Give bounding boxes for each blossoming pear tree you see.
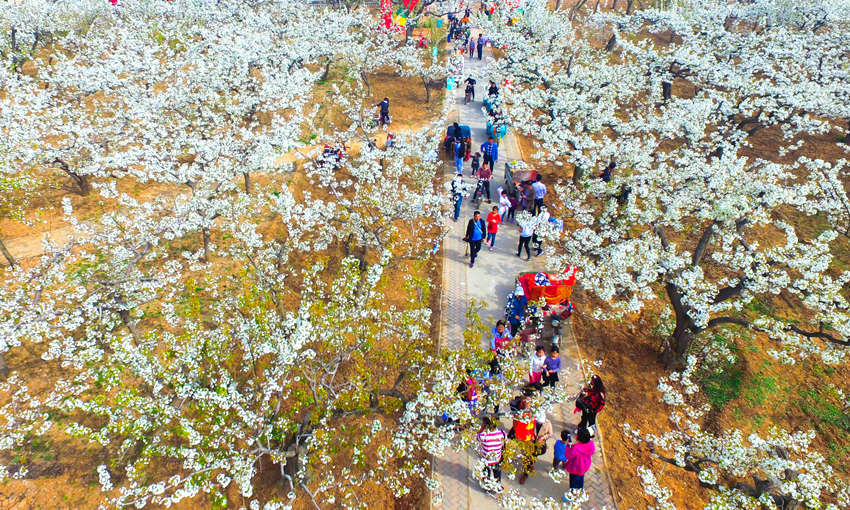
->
[483,0,850,369]
[0,2,577,508]
[625,356,850,509]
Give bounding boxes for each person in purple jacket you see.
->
[542,346,561,387]
[562,427,596,496]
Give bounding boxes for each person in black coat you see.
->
[464,210,487,268]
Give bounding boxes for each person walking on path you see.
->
[561,427,596,496]
[376,97,390,128]
[531,174,547,215]
[529,344,546,386]
[476,417,506,492]
[453,139,465,175]
[451,171,466,221]
[517,215,534,260]
[575,375,606,436]
[485,206,500,250]
[542,346,561,387]
[475,162,493,202]
[480,137,499,171]
[464,210,486,268]
[476,33,485,60]
[468,36,475,58]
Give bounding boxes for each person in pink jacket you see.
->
[562,427,596,493]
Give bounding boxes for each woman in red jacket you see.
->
[575,375,606,435]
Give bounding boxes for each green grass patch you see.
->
[696,335,743,409]
[797,389,850,433]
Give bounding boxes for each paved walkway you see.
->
[432,44,617,510]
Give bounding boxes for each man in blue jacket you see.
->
[480,137,498,169]
[464,210,487,268]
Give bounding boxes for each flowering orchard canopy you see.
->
[0,1,584,509]
[483,0,850,368]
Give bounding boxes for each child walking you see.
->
[486,206,501,250]
[470,152,481,177]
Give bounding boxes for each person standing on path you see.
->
[576,375,606,436]
[485,206,500,250]
[453,139,465,175]
[517,216,534,260]
[489,320,511,354]
[529,345,546,386]
[468,35,475,58]
[480,137,498,169]
[513,399,537,485]
[498,189,511,221]
[476,417,506,492]
[451,171,466,221]
[531,174,547,215]
[535,412,553,457]
[561,427,596,496]
[553,430,570,469]
[533,205,550,257]
[470,152,481,177]
[542,346,561,387]
[476,33,485,60]
[464,75,477,101]
[464,210,486,268]
[456,369,480,416]
[507,286,528,336]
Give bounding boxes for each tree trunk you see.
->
[0,238,16,268]
[572,165,583,186]
[53,159,91,195]
[0,353,8,379]
[605,33,617,52]
[661,281,696,369]
[74,174,91,195]
[243,172,251,194]
[661,325,693,370]
[662,81,672,101]
[321,58,331,82]
[360,70,371,97]
[202,228,211,262]
[422,77,432,104]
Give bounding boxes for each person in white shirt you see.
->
[517,216,534,260]
[451,172,467,221]
[529,345,546,387]
[531,174,547,215]
[533,206,551,257]
[498,189,511,222]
